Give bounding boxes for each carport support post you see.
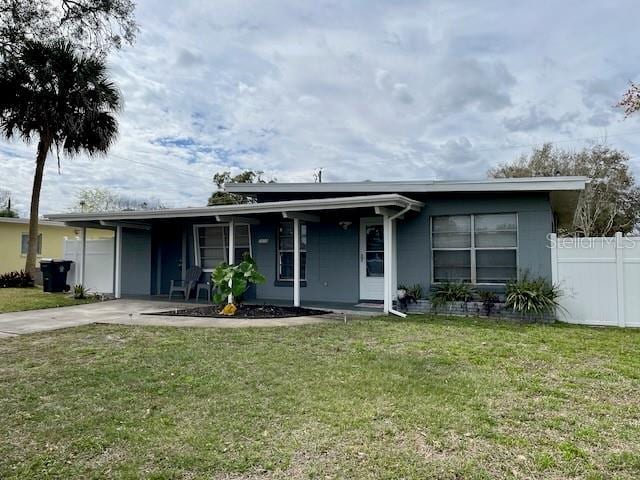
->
[114,225,122,299]
[79,227,87,286]
[227,219,235,304]
[293,217,301,307]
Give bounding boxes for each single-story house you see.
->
[46,176,587,313]
[0,217,112,274]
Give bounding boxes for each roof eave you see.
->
[45,194,424,223]
[0,217,68,227]
[225,176,588,194]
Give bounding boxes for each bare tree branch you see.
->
[490,143,640,236]
[0,0,138,58]
[74,187,166,212]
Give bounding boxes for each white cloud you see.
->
[2,0,640,216]
[375,69,390,91]
[503,106,578,133]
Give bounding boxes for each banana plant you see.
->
[211,253,266,305]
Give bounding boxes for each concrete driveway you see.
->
[0,299,336,337]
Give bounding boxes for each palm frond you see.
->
[0,38,121,159]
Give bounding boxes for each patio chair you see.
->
[169,266,203,300]
[196,281,213,302]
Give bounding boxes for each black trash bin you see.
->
[40,260,73,293]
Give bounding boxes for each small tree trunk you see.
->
[25,135,51,276]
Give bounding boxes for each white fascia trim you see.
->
[0,217,68,227]
[225,176,588,194]
[45,194,425,222]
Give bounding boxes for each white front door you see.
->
[359,218,384,300]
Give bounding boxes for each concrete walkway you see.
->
[0,299,337,337]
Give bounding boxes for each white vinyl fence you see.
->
[550,233,640,327]
[63,238,114,294]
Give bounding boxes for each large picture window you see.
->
[278,221,307,281]
[431,213,517,284]
[194,224,251,271]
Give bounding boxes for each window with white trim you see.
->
[194,224,251,271]
[21,233,42,255]
[277,221,307,281]
[431,213,517,284]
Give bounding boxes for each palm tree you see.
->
[0,40,121,274]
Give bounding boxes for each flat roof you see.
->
[45,194,425,223]
[224,176,588,194]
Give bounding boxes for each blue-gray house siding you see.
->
[252,221,360,303]
[396,192,554,293]
[120,229,152,296]
[147,191,554,301]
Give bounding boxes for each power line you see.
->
[111,152,212,181]
[66,151,213,182]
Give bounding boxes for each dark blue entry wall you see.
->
[152,219,360,302]
[150,223,183,295]
[251,221,360,303]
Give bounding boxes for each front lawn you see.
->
[1,316,639,479]
[0,288,98,313]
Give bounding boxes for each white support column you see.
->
[615,232,626,327]
[79,227,87,286]
[114,225,122,299]
[383,214,392,314]
[228,219,235,304]
[293,217,301,307]
[391,219,397,298]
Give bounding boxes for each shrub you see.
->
[430,282,475,309]
[211,253,266,306]
[406,283,424,300]
[505,275,563,317]
[397,284,423,299]
[0,209,18,218]
[73,284,88,299]
[0,270,34,288]
[478,290,500,316]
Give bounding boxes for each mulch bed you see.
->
[146,304,330,319]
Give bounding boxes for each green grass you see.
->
[1,316,639,479]
[0,288,98,313]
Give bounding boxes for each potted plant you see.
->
[397,285,408,299]
[397,284,426,312]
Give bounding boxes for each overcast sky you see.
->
[2,0,640,216]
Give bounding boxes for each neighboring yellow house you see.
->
[0,217,113,273]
